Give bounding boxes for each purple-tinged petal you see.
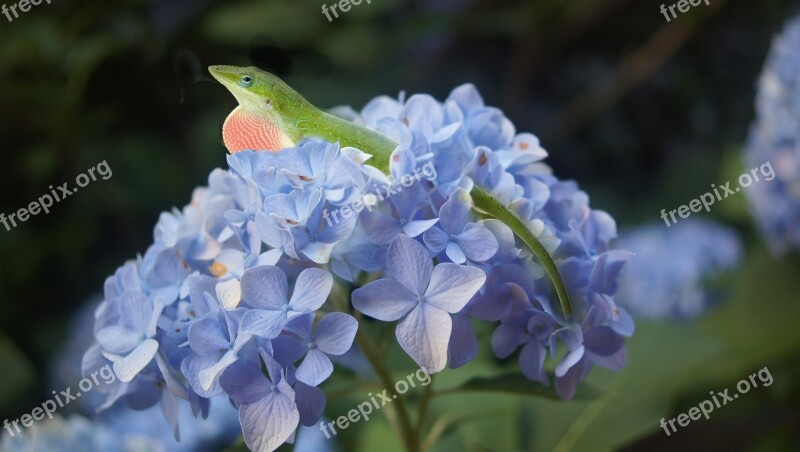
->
[239,391,299,452]
[188,316,230,355]
[396,304,452,373]
[96,326,141,355]
[520,340,548,385]
[283,313,314,341]
[289,268,333,313]
[199,349,241,392]
[295,349,334,386]
[402,218,440,238]
[457,224,499,262]
[113,339,158,383]
[314,313,358,355]
[352,279,418,321]
[555,345,585,378]
[555,359,586,401]
[118,290,152,334]
[361,212,403,245]
[241,265,288,309]
[584,326,625,356]
[439,189,472,234]
[387,235,433,296]
[470,283,516,321]
[422,227,449,253]
[219,360,271,405]
[448,314,477,369]
[182,355,224,398]
[271,336,308,367]
[445,242,467,264]
[491,319,528,359]
[295,382,327,427]
[590,345,627,371]
[241,309,287,339]
[610,306,635,337]
[425,263,487,313]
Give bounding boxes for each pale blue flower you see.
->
[353,235,486,372]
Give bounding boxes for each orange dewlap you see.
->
[223,107,287,153]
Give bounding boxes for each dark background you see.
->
[1,0,798,450]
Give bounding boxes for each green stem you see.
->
[355,331,420,452]
[415,373,435,443]
[470,186,574,322]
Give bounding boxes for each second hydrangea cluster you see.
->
[83,84,633,451]
[745,16,800,255]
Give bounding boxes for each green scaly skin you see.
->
[209,65,573,322]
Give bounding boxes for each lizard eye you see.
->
[238,76,254,88]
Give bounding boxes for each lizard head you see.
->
[209,65,309,116]
[209,65,304,153]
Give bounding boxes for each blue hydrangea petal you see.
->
[187,316,230,355]
[422,226,449,254]
[241,309,287,339]
[96,326,141,355]
[289,268,332,313]
[519,340,548,385]
[295,349,334,386]
[425,263,487,314]
[361,95,403,126]
[402,219,440,239]
[182,355,225,397]
[554,345,585,378]
[396,303,452,373]
[241,266,288,310]
[439,189,471,234]
[112,339,159,383]
[448,313,478,369]
[445,242,467,264]
[457,224,499,262]
[352,279,418,321]
[446,84,484,114]
[360,211,404,245]
[219,361,271,405]
[239,389,299,452]
[283,313,314,341]
[294,382,327,427]
[271,336,308,367]
[387,235,433,296]
[118,290,155,334]
[469,283,517,321]
[198,349,241,392]
[584,326,624,356]
[314,313,358,355]
[491,318,528,359]
[555,359,586,401]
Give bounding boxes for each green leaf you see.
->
[439,372,601,401]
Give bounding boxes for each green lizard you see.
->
[209,65,573,321]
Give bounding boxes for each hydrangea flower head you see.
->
[615,219,742,319]
[81,80,635,451]
[744,16,800,255]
